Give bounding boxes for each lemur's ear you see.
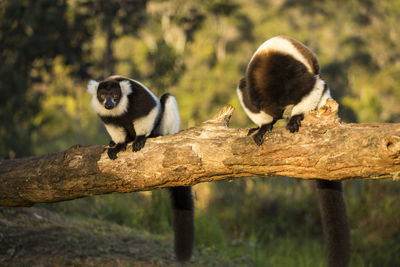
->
[87,80,99,95]
[119,80,132,95]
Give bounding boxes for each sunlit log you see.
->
[1,99,400,206]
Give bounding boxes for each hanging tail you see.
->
[169,186,194,262]
[154,93,194,262]
[316,180,351,267]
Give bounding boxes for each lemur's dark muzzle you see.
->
[105,97,115,109]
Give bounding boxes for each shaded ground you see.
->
[0,207,203,266]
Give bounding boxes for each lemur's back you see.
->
[245,36,320,119]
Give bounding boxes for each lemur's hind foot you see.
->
[251,120,276,146]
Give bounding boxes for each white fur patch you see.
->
[134,104,160,137]
[290,76,327,117]
[104,124,126,143]
[87,80,99,95]
[237,86,274,127]
[317,86,332,109]
[159,95,180,135]
[251,36,313,73]
[119,80,132,95]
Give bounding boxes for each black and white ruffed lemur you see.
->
[237,36,351,267]
[88,75,194,262]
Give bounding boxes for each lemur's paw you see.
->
[286,114,304,133]
[107,148,118,160]
[107,143,127,159]
[132,137,146,152]
[252,132,264,146]
[109,140,116,147]
[120,144,127,151]
[251,122,275,146]
[132,141,145,152]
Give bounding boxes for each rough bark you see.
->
[1,99,400,207]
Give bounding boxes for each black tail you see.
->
[316,180,351,267]
[169,186,194,262]
[151,93,194,261]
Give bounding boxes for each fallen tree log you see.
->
[1,99,399,207]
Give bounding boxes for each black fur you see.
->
[97,78,158,158]
[149,93,172,138]
[149,94,194,262]
[90,77,194,262]
[286,114,304,133]
[107,142,127,160]
[97,79,122,106]
[316,180,351,267]
[245,51,316,118]
[238,37,350,266]
[239,76,261,114]
[169,186,194,262]
[238,37,324,146]
[99,80,157,140]
[132,135,147,152]
[252,119,276,145]
[239,50,316,145]
[169,186,194,210]
[151,95,194,263]
[284,36,320,75]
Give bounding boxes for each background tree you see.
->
[84,0,147,77]
[0,0,93,158]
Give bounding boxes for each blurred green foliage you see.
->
[2,0,400,157]
[1,0,400,265]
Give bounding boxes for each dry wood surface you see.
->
[1,99,400,206]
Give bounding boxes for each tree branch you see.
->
[1,100,400,207]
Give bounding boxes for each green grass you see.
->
[4,177,398,266]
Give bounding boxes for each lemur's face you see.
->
[97,81,122,109]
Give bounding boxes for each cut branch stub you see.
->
[302,98,341,127]
[204,104,235,126]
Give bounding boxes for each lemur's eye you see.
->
[113,94,118,98]
[100,94,105,99]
